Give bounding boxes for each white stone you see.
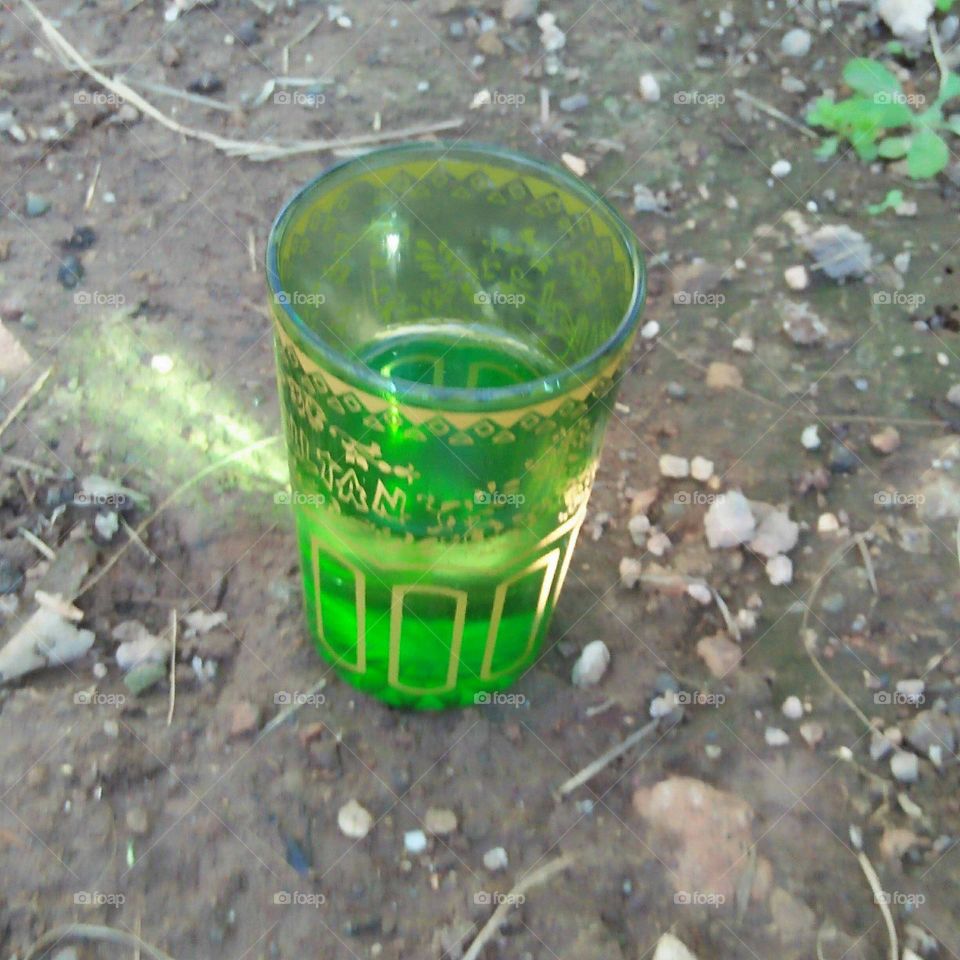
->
[404,829,428,853]
[894,251,911,273]
[946,384,960,407]
[704,491,755,548]
[732,335,754,354]
[766,554,793,586]
[890,751,919,783]
[659,454,690,478]
[639,73,661,102]
[483,846,509,871]
[653,932,700,960]
[765,726,790,747]
[817,512,840,534]
[619,556,642,588]
[718,9,733,27]
[782,695,804,720]
[572,640,610,688]
[690,456,714,481]
[878,0,934,40]
[337,799,373,839]
[628,513,651,546]
[770,159,792,177]
[686,582,712,605]
[647,531,671,556]
[784,264,809,290]
[641,320,660,339]
[801,425,821,450]
[750,507,799,558]
[780,27,811,57]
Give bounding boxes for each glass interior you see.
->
[268,143,643,405]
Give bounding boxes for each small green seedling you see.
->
[866,188,905,214]
[808,57,960,178]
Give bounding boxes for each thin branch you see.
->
[22,924,178,960]
[0,367,52,440]
[19,0,462,162]
[557,718,660,797]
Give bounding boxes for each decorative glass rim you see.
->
[266,140,646,411]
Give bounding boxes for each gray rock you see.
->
[559,92,589,112]
[828,441,858,474]
[904,710,956,756]
[890,750,919,783]
[802,224,872,280]
[25,193,50,217]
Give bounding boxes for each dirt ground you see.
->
[2,0,960,958]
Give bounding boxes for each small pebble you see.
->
[483,846,509,871]
[766,554,793,586]
[781,27,811,57]
[784,264,810,290]
[639,73,661,102]
[235,18,260,45]
[718,9,734,27]
[799,722,824,748]
[781,695,804,720]
[686,582,712,605]
[424,807,458,836]
[828,441,858,474]
[946,384,960,407]
[229,701,261,738]
[640,319,660,339]
[765,726,790,747]
[647,530,671,556]
[559,93,589,113]
[666,381,687,400]
[704,743,722,760]
[63,225,97,250]
[572,640,610,688]
[619,556,642,588]
[732,334,754,353]
[690,456,714,481]
[870,426,900,455]
[57,255,84,289]
[890,751,919,784]
[801,425,821,450]
[659,454,690,478]
[404,829,428,854]
[25,193,50,217]
[338,799,374,839]
[187,72,223,94]
[628,513,651,546]
[817,512,840,534]
[770,159,792,177]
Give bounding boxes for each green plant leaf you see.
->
[815,136,840,159]
[866,189,905,215]
[937,0,954,11]
[878,136,910,158]
[907,128,950,178]
[843,58,902,97]
[941,72,960,102]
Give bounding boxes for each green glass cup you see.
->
[267,142,645,709]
